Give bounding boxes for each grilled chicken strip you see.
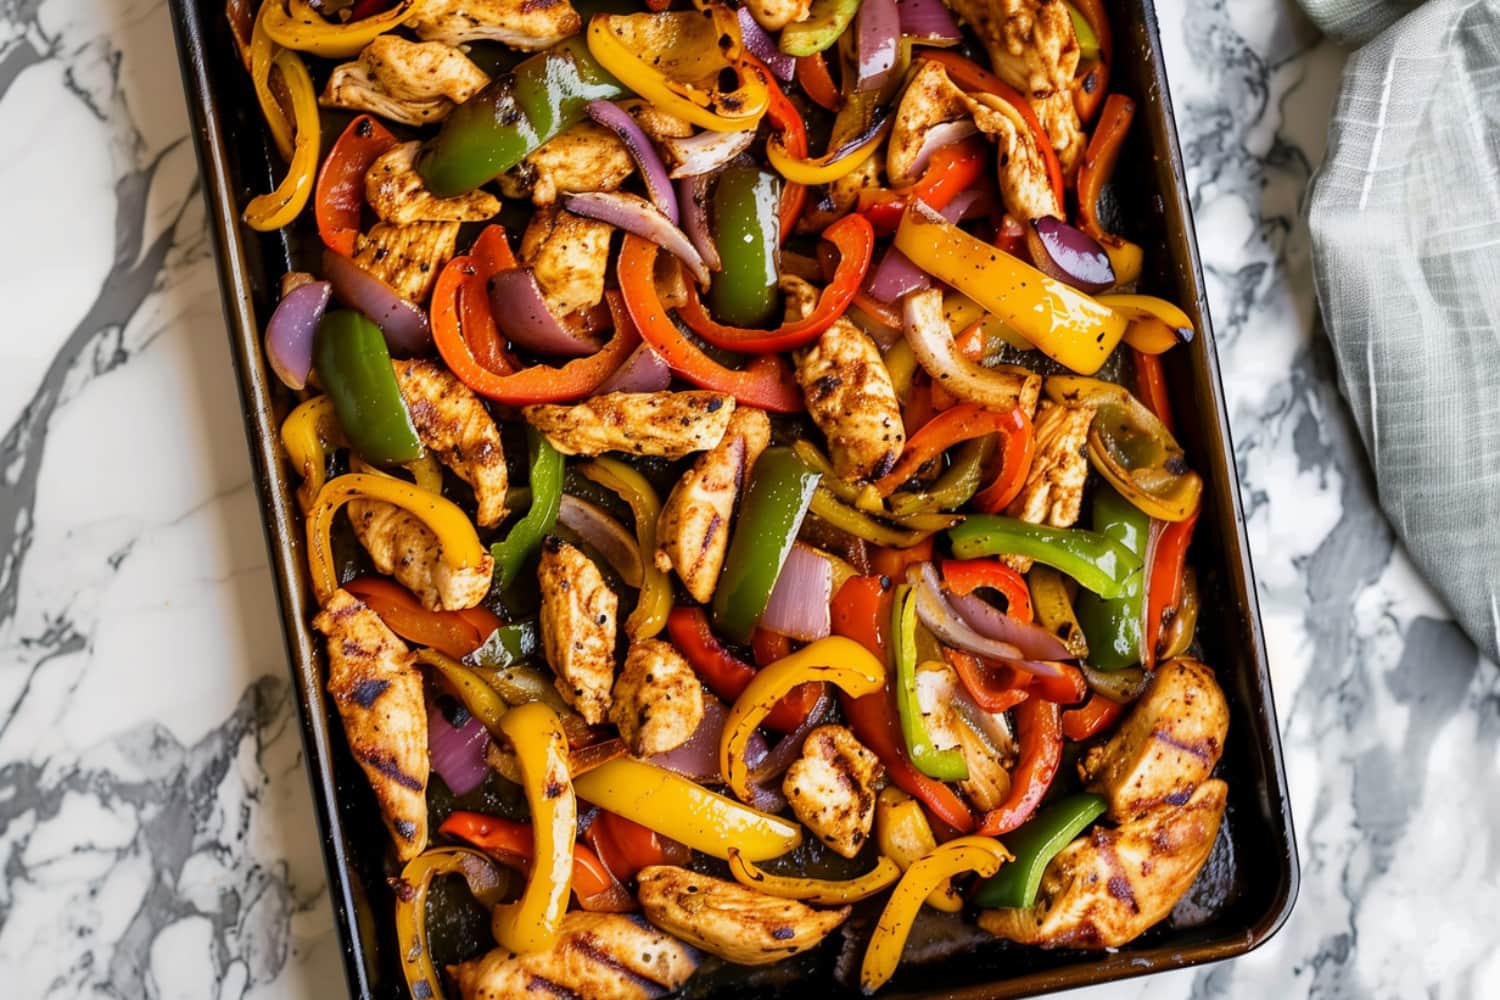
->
[1031,90,1086,175]
[610,638,705,755]
[916,661,1016,812]
[796,318,905,482]
[998,400,1090,573]
[321,35,490,127]
[366,142,500,225]
[620,98,694,140]
[524,392,736,459]
[347,500,495,611]
[796,148,884,235]
[637,867,851,966]
[1079,658,1229,820]
[539,537,618,725]
[783,725,883,859]
[392,359,509,527]
[410,0,581,50]
[945,0,1080,100]
[498,120,635,205]
[654,407,771,603]
[519,205,615,318]
[978,779,1229,948]
[743,0,810,30]
[450,912,698,1000]
[352,220,460,304]
[312,589,428,861]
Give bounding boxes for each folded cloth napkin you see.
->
[1308,0,1500,662]
[1297,0,1425,44]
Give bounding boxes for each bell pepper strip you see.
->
[876,404,1001,497]
[809,487,944,549]
[1101,294,1196,356]
[858,138,989,235]
[345,577,498,660]
[1088,399,1202,522]
[314,115,398,257]
[586,8,768,132]
[746,58,808,243]
[1024,659,1089,705]
[458,225,522,375]
[465,659,600,751]
[892,585,969,780]
[707,166,782,329]
[870,538,934,582]
[874,788,961,911]
[567,737,629,778]
[795,51,841,111]
[1027,565,1090,659]
[243,49,318,231]
[767,93,890,185]
[947,650,1029,713]
[895,206,1126,375]
[975,698,1063,835]
[1161,568,1200,661]
[941,559,1033,622]
[280,395,343,512]
[1132,349,1175,433]
[861,837,1012,994]
[573,757,801,860]
[831,577,976,833]
[578,457,670,639]
[949,515,1143,599]
[885,405,1032,517]
[261,0,416,58]
[728,849,902,905]
[249,1,294,161]
[780,0,860,55]
[918,49,1063,208]
[1069,0,1111,123]
[712,447,821,642]
[1076,93,1143,284]
[394,848,508,1000]
[678,213,875,352]
[617,234,804,411]
[351,451,446,497]
[751,627,793,667]
[434,248,641,403]
[789,440,876,510]
[888,438,993,516]
[1060,693,1123,741]
[585,810,689,881]
[416,648,513,734]
[313,310,423,466]
[1146,509,1199,660]
[720,636,886,802]
[306,473,488,604]
[974,793,1107,909]
[440,812,632,913]
[465,619,541,670]
[1074,485,1152,670]
[489,429,563,592]
[488,702,576,953]
[666,607,824,733]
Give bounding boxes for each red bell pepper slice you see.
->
[617,233,804,411]
[968,404,1036,515]
[870,537,934,582]
[1023,661,1089,705]
[665,607,823,733]
[1070,0,1112,124]
[747,57,808,244]
[1132,348,1174,434]
[831,576,976,833]
[796,51,841,112]
[584,810,689,881]
[751,627,792,667]
[975,697,1062,834]
[1078,94,1135,240]
[440,811,633,912]
[941,559,1033,622]
[454,225,521,375]
[1145,507,1199,662]
[876,403,1018,499]
[947,650,1030,713]
[1061,693,1124,741]
[676,213,874,352]
[859,138,989,235]
[993,214,1027,259]
[315,115,398,257]
[343,576,501,660]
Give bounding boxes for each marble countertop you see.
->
[3,0,1496,995]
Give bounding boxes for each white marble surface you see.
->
[2,0,1497,996]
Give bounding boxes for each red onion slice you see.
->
[264,280,331,390]
[854,0,900,93]
[1026,216,1116,293]
[910,563,1041,668]
[897,0,962,43]
[678,175,721,272]
[905,119,979,183]
[562,191,711,287]
[662,128,758,179]
[558,494,644,587]
[761,543,833,643]
[595,341,672,394]
[322,249,432,356]
[587,99,679,224]
[648,696,769,783]
[948,592,1075,661]
[487,268,602,356]
[864,245,931,304]
[737,6,796,81]
[428,701,491,796]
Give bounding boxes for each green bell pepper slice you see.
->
[975,793,1107,909]
[1067,3,1101,61]
[313,310,422,466]
[1074,485,1151,669]
[947,515,1143,600]
[712,447,820,642]
[418,36,624,197]
[490,428,564,589]
[780,0,861,56]
[892,584,969,781]
[709,166,781,329]
[888,437,994,516]
[464,620,541,669]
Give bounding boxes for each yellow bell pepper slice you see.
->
[350,452,446,496]
[894,205,1127,375]
[578,457,670,639]
[249,0,293,161]
[942,291,1034,352]
[281,395,342,512]
[489,702,576,954]
[874,788,961,912]
[414,649,511,734]
[586,8,768,132]
[1098,294,1196,355]
[393,848,510,1000]
[261,0,418,59]
[727,849,902,905]
[719,636,885,803]
[767,124,888,185]
[860,836,1012,993]
[305,473,487,604]
[572,757,801,861]
[244,48,318,231]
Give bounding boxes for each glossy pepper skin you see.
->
[975,697,1063,835]
[418,36,624,197]
[313,310,422,466]
[490,428,563,590]
[1075,485,1152,670]
[948,515,1143,600]
[708,167,782,329]
[891,584,968,780]
[665,607,825,733]
[973,793,1108,909]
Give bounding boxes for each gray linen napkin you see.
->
[1298,0,1425,44]
[1307,0,1500,662]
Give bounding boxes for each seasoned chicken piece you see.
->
[610,638,705,755]
[979,779,1229,949]
[539,538,617,725]
[984,96,1066,221]
[347,500,495,611]
[637,866,850,965]
[519,205,615,317]
[366,142,500,225]
[312,589,428,861]
[524,392,736,459]
[621,98,694,140]
[1007,401,1092,528]
[321,35,490,127]
[945,0,1080,100]
[1079,659,1229,820]
[916,662,1015,812]
[352,221,461,304]
[391,359,508,527]
[783,725,883,859]
[796,318,905,482]
[887,61,979,187]
[498,120,635,205]
[796,149,885,234]
[744,0,810,31]
[1032,90,1086,176]
[654,408,771,603]
[450,912,698,1000]
[410,0,580,50]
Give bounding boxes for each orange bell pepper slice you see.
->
[315,115,398,257]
